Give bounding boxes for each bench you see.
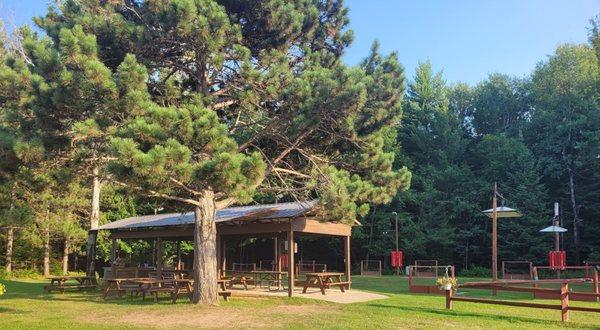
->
[303,272,349,295]
[44,276,97,293]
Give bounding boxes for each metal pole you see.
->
[554,202,560,252]
[492,183,498,296]
[393,212,399,276]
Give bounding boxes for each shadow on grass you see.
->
[0,306,30,314]
[367,303,592,328]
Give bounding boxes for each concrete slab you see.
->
[230,286,388,304]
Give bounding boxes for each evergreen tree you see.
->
[35,1,410,304]
[469,135,549,264]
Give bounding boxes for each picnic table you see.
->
[103,277,155,299]
[103,277,232,302]
[251,270,286,290]
[44,275,96,293]
[302,272,350,295]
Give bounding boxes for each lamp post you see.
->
[392,212,399,276]
[482,183,522,294]
[540,203,567,278]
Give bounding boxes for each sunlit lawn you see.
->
[1,276,600,329]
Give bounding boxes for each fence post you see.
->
[445,289,453,309]
[560,282,569,322]
[593,269,599,302]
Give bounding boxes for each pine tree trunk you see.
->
[568,169,581,264]
[43,227,50,277]
[86,166,101,277]
[62,238,69,275]
[5,227,13,274]
[5,182,16,274]
[365,206,377,262]
[192,190,218,305]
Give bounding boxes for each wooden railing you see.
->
[445,279,600,322]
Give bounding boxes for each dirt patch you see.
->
[78,303,339,329]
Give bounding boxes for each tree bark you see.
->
[5,227,13,274]
[192,190,218,305]
[5,182,16,274]
[43,226,50,277]
[62,238,69,275]
[567,169,581,264]
[86,166,101,277]
[365,206,377,262]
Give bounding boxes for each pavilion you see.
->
[96,200,353,297]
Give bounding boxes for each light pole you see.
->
[482,183,522,294]
[392,212,399,275]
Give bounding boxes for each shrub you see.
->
[459,266,491,278]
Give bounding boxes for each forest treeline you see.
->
[354,35,600,271]
[0,2,598,278]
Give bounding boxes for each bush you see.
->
[459,266,491,278]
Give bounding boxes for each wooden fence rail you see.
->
[445,282,600,322]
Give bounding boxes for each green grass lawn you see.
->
[1,276,600,329]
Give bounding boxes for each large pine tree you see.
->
[33,0,411,304]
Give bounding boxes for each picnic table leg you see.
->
[337,276,345,293]
[318,277,326,295]
[302,276,311,293]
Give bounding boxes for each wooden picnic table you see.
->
[250,270,286,290]
[103,277,157,299]
[104,277,232,302]
[44,275,96,293]
[302,272,350,295]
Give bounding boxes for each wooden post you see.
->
[445,289,453,309]
[221,239,227,277]
[110,238,117,279]
[287,229,295,297]
[344,235,351,289]
[176,240,182,270]
[156,237,163,277]
[216,235,221,278]
[274,236,281,289]
[561,282,570,322]
[593,269,599,302]
[492,182,498,296]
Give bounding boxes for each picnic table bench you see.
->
[225,270,286,290]
[103,277,154,298]
[44,276,96,293]
[103,277,232,303]
[302,272,350,295]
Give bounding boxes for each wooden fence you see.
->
[445,279,600,322]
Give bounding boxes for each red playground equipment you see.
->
[390,250,404,269]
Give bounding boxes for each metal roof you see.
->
[482,206,523,218]
[98,200,318,231]
[540,225,568,233]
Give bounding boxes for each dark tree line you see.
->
[353,22,600,271]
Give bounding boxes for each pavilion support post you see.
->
[216,235,222,278]
[156,237,163,277]
[344,235,351,289]
[221,239,227,277]
[110,238,117,279]
[177,240,182,270]
[274,236,281,289]
[288,229,295,297]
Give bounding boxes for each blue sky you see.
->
[2,0,598,85]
